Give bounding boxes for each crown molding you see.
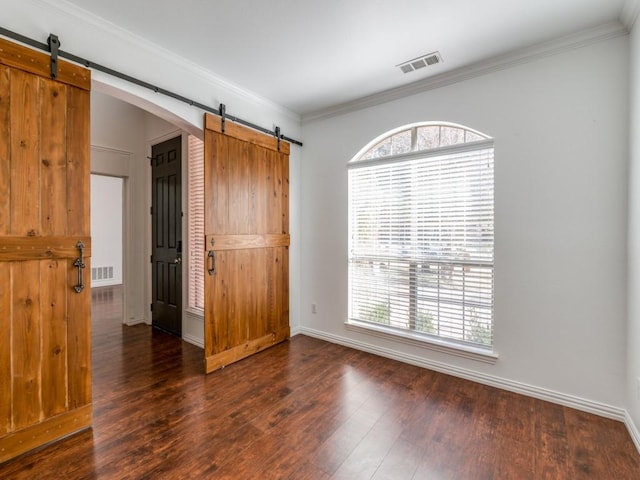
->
[33,0,301,123]
[302,21,628,125]
[621,0,640,30]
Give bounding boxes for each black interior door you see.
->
[151,136,182,336]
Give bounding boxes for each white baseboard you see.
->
[625,411,640,453]
[124,316,147,326]
[127,314,203,348]
[290,325,303,337]
[182,310,204,348]
[297,326,627,422]
[183,333,204,349]
[92,281,121,288]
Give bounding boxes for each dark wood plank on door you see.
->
[10,68,40,236]
[40,258,68,418]
[11,260,42,431]
[0,65,10,234]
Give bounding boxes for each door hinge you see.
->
[150,255,153,263]
[150,303,153,312]
[150,206,153,215]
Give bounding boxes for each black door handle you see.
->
[207,250,216,275]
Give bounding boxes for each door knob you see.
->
[174,256,182,264]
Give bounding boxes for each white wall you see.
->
[90,174,123,286]
[628,19,640,445]
[300,35,630,413]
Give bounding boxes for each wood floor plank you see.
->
[370,437,422,480]
[534,400,570,478]
[565,408,614,479]
[330,431,397,480]
[602,418,640,477]
[0,285,638,479]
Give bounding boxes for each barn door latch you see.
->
[47,34,60,79]
[73,240,86,293]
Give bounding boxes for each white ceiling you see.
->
[62,0,630,117]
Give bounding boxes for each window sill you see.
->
[344,320,498,365]
[185,308,204,319]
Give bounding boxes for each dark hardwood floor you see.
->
[1,285,639,479]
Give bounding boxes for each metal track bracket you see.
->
[47,33,60,79]
[220,103,226,133]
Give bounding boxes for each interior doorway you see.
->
[90,173,126,327]
[91,175,124,288]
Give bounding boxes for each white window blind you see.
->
[348,124,494,349]
[188,135,205,311]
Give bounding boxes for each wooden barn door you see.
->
[0,38,92,462]
[203,113,290,373]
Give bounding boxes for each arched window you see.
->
[348,123,494,349]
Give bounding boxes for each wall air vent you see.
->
[397,52,443,74]
[92,266,114,281]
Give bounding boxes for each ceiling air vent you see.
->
[397,52,443,74]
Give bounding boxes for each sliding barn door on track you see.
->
[0,38,92,462]
[203,113,290,373]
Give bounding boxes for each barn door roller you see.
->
[47,34,59,79]
[220,104,226,133]
[275,126,281,151]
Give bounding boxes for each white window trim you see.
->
[345,320,498,364]
[349,138,494,170]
